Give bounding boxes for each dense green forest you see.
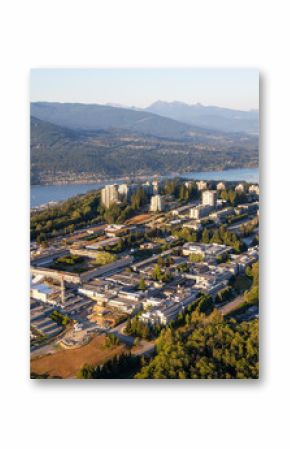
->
[244,262,259,305]
[77,353,142,379]
[135,311,259,379]
[31,190,102,241]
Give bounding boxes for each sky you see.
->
[30,68,259,111]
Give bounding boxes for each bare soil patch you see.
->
[31,335,125,379]
[126,214,151,225]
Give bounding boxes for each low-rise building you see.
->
[182,242,232,260]
[105,224,128,238]
[85,237,121,250]
[230,246,259,272]
[182,221,202,232]
[209,207,234,222]
[107,298,142,314]
[140,289,199,325]
[78,283,117,305]
[30,283,60,304]
[31,249,70,268]
[189,205,213,219]
[235,202,259,215]
[60,295,93,315]
[30,299,63,338]
[140,242,160,251]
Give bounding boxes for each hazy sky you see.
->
[30,68,259,111]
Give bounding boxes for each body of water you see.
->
[182,167,259,183]
[31,167,259,208]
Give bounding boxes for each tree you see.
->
[31,189,101,242]
[157,255,164,266]
[131,188,148,210]
[77,364,95,379]
[164,178,179,196]
[244,262,259,305]
[105,334,120,348]
[135,313,259,379]
[124,318,132,334]
[216,287,232,304]
[197,294,214,315]
[189,253,204,263]
[221,190,228,202]
[211,229,223,245]
[179,184,189,201]
[201,228,210,243]
[162,270,172,283]
[228,190,237,206]
[50,310,70,326]
[36,232,46,244]
[77,354,142,379]
[95,251,116,266]
[152,264,162,281]
[138,277,146,290]
[103,204,121,224]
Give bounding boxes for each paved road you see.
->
[108,322,156,356]
[218,295,245,316]
[31,340,60,357]
[107,323,135,346]
[133,341,155,357]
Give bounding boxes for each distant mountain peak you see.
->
[105,102,126,108]
[145,100,259,134]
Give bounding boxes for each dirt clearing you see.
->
[31,335,125,379]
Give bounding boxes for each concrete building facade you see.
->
[150,194,164,212]
[196,180,207,191]
[189,205,213,219]
[216,182,226,191]
[101,184,119,208]
[202,190,217,207]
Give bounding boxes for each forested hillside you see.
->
[31,115,259,185]
[135,311,259,379]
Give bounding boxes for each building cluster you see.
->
[31,177,259,346]
[30,299,63,339]
[101,178,160,208]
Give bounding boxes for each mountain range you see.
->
[31,102,202,140]
[30,101,259,185]
[106,100,259,134]
[145,101,259,134]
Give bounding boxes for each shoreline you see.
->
[31,166,259,209]
[31,166,259,188]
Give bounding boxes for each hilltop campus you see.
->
[30,176,259,378]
